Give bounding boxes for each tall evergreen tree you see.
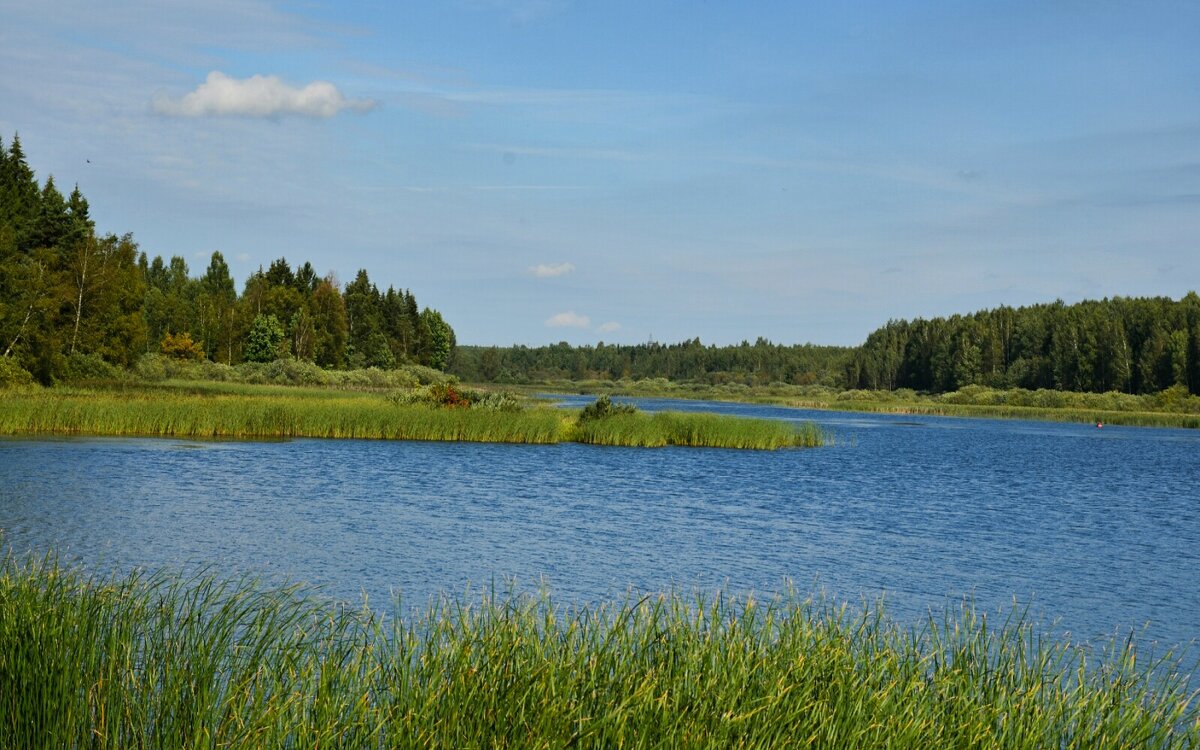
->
[310,277,348,368]
[32,176,71,251]
[2,135,41,250]
[199,251,238,364]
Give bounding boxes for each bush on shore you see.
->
[130,353,452,390]
[0,357,35,389]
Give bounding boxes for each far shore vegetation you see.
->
[2,551,1197,748]
[519,378,1200,429]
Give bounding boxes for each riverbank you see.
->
[515,380,1200,429]
[0,382,821,449]
[2,552,1195,748]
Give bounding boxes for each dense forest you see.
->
[454,296,1200,397]
[848,297,1200,395]
[454,298,1200,397]
[0,133,454,383]
[451,340,851,387]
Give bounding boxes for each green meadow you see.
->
[0,381,821,449]
[1,552,1196,749]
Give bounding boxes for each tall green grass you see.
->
[1,553,1196,748]
[571,410,822,449]
[0,385,822,449]
[0,388,564,443]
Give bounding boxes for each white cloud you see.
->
[596,321,621,333]
[154,71,376,118]
[545,311,590,328]
[530,262,575,278]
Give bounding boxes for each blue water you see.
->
[2,397,1198,649]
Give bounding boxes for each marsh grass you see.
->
[524,380,1200,429]
[571,411,822,449]
[0,383,820,449]
[1,553,1196,748]
[0,387,563,443]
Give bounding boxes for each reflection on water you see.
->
[2,398,1198,648]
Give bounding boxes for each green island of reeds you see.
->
[1,552,1196,748]
[0,382,822,450]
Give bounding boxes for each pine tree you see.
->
[310,277,348,368]
[3,134,42,250]
[66,184,93,238]
[199,251,237,363]
[265,257,295,288]
[244,314,286,363]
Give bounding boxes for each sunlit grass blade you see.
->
[2,552,1195,748]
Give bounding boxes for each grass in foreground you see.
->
[1,553,1196,748]
[0,383,821,449]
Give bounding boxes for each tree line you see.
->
[456,296,1200,397]
[451,339,852,387]
[847,296,1200,395]
[1,133,454,383]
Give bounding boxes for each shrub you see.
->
[386,383,503,409]
[134,353,169,381]
[472,391,523,412]
[264,359,330,386]
[428,382,472,408]
[579,395,638,422]
[159,331,205,361]
[61,352,122,383]
[0,357,34,388]
[334,367,420,389]
[400,364,454,386]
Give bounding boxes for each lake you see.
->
[2,396,1198,650]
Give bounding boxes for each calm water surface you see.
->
[2,396,1198,649]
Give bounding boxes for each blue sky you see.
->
[3,1,1198,346]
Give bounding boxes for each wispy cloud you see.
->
[596,321,620,333]
[154,71,376,118]
[545,311,590,328]
[530,262,575,278]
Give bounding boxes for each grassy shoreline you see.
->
[516,380,1200,429]
[0,382,821,449]
[2,552,1196,748]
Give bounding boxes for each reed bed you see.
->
[786,399,1200,429]
[571,411,821,449]
[1,553,1196,749]
[0,386,821,449]
[0,389,563,444]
